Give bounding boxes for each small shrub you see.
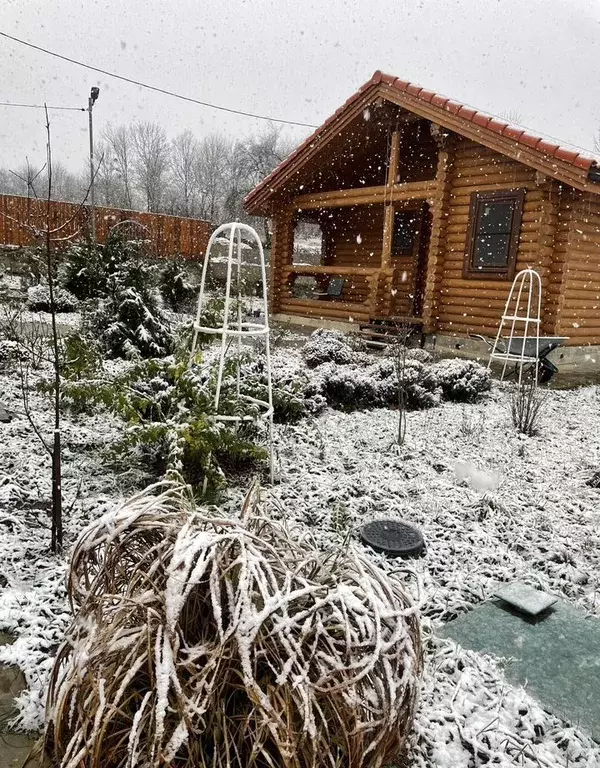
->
[432,358,491,402]
[60,332,102,381]
[302,329,356,368]
[159,259,197,311]
[0,338,28,370]
[511,378,547,436]
[224,358,327,424]
[406,347,433,364]
[27,284,79,313]
[320,358,441,411]
[61,356,268,489]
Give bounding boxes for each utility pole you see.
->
[88,86,100,244]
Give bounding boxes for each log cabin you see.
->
[244,71,600,366]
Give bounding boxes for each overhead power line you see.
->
[0,30,318,129]
[0,101,85,112]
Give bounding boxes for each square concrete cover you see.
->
[494,581,558,616]
[440,598,600,739]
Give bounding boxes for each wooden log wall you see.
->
[434,139,551,338]
[0,195,211,260]
[560,192,600,345]
[322,205,385,269]
[270,210,295,314]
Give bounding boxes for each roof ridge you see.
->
[245,71,600,211]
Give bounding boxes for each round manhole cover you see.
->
[361,520,424,557]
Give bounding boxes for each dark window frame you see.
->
[391,205,424,258]
[463,188,525,280]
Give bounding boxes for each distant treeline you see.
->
[0,122,298,230]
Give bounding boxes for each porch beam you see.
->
[290,180,436,211]
[282,265,379,277]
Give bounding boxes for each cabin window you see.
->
[464,189,525,279]
[392,210,420,256]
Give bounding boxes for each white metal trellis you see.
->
[189,222,274,483]
[488,267,542,385]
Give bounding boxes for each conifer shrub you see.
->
[59,240,106,300]
[60,356,268,490]
[432,358,491,402]
[26,284,79,313]
[159,259,197,311]
[302,329,357,367]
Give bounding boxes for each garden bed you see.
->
[0,337,599,765]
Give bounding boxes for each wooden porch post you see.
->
[537,181,561,335]
[381,129,401,269]
[422,129,454,334]
[270,209,294,315]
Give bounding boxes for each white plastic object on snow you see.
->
[488,267,542,385]
[189,222,273,484]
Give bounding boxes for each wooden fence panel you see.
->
[0,195,211,260]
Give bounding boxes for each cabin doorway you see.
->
[390,203,431,318]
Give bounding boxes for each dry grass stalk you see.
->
[511,376,547,436]
[43,481,423,768]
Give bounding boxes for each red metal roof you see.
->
[372,71,599,171]
[245,71,600,211]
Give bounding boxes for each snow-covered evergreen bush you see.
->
[302,328,357,367]
[432,358,491,402]
[60,355,268,489]
[159,258,196,311]
[237,359,327,422]
[44,482,422,768]
[320,358,441,411]
[405,347,433,364]
[59,240,106,300]
[26,284,79,313]
[86,258,172,360]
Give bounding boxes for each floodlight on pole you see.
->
[88,86,99,243]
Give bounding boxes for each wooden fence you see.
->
[0,195,212,260]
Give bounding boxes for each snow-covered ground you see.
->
[0,345,599,765]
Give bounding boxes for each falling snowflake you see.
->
[356,234,362,244]
[401,271,408,283]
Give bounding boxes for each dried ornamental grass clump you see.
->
[43,482,423,768]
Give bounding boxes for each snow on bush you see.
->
[159,259,197,311]
[318,358,441,411]
[404,347,433,364]
[44,481,422,768]
[27,284,79,313]
[302,328,357,367]
[86,260,172,360]
[238,359,327,422]
[432,358,491,402]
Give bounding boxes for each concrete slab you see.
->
[494,581,558,616]
[440,598,600,739]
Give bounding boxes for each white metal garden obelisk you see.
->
[189,222,274,485]
[488,267,542,384]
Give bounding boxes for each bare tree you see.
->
[195,133,233,223]
[103,123,135,209]
[170,130,199,216]
[10,159,46,198]
[231,125,295,243]
[131,121,171,212]
[0,111,102,552]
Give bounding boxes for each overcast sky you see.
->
[1,0,600,173]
